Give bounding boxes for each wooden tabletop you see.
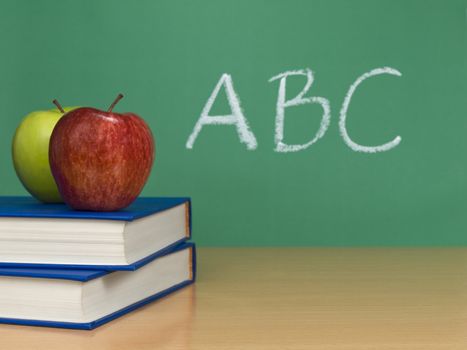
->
[2,247,467,350]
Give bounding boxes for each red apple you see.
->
[49,94,154,211]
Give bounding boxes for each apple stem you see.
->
[108,93,124,112]
[52,99,65,114]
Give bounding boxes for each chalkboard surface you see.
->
[0,0,465,245]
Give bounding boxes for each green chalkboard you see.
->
[0,0,465,245]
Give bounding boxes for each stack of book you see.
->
[0,196,195,330]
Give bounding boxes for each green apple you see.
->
[12,105,78,203]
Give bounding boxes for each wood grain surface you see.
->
[1,247,467,350]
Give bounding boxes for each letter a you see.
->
[186,74,257,150]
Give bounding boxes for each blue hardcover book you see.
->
[0,196,191,270]
[0,242,196,330]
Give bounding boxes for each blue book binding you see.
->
[0,242,196,330]
[0,196,192,270]
[0,196,191,221]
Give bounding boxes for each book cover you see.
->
[0,196,191,221]
[0,196,192,270]
[0,242,196,330]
